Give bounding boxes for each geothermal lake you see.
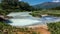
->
[7,12,60,27]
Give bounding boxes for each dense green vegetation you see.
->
[1,0,33,11]
[0,0,60,34]
[0,22,40,34]
[30,10,60,17]
[0,0,35,15]
[50,6,60,10]
[47,22,60,34]
[0,0,41,34]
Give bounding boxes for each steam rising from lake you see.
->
[7,12,60,27]
[9,19,40,26]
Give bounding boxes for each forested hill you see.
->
[1,0,34,11]
[0,0,34,15]
[33,2,60,9]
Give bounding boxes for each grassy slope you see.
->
[0,22,40,34]
[31,10,60,17]
[47,22,60,34]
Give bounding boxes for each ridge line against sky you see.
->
[0,0,60,5]
[20,0,60,5]
[21,0,52,5]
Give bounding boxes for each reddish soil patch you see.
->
[12,25,51,34]
[33,25,51,34]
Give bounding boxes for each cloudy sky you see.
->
[21,0,60,5]
[21,0,52,5]
[0,0,60,5]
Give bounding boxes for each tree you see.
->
[1,0,19,9]
[1,0,34,11]
[47,22,60,34]
[18,1,33,11]
[50,6,60,10]
[32,32,37,34]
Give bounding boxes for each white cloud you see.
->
[52,0,60,2]
[19,0,22,1]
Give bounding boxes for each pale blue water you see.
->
[7,12,60,26]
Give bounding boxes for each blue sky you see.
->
[21,0,52,5]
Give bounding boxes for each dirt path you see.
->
[12,25,51,34]
[33,25,51,34]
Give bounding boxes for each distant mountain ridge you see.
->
[33,2,60,9]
